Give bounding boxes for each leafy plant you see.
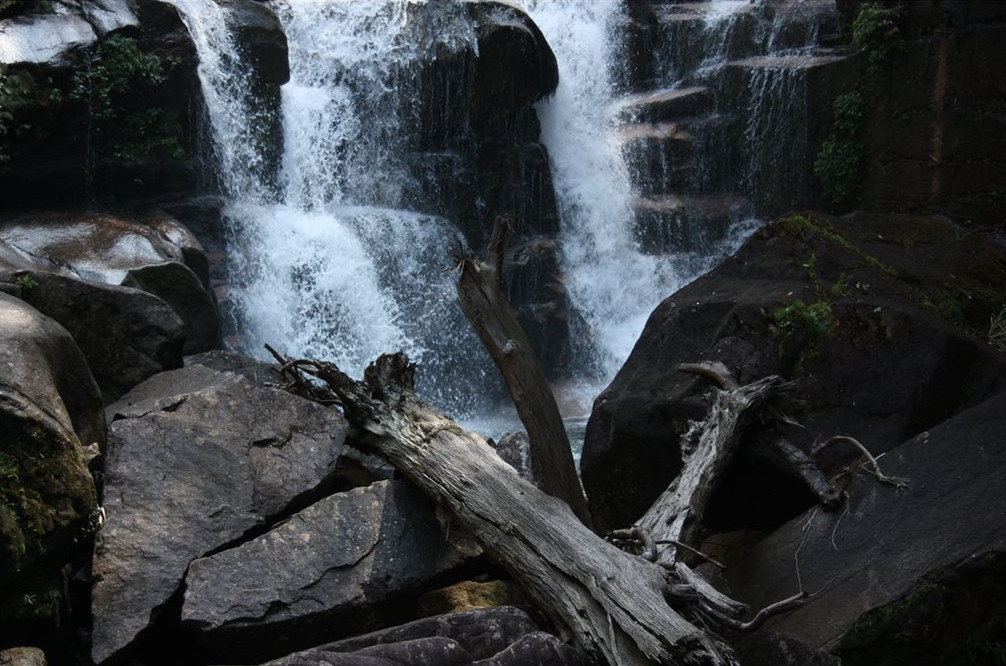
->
[71,35,185,162]
[814,139,863,205]
[832,91,866,134]
[13,273,37,292]
[852,2,907,66]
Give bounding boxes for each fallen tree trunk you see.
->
[456,217,591,526]
[293,352,738,666]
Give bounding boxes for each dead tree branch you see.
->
[455,216,591,526]
[286,351,737,665]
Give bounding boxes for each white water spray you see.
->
[167,0,493,416]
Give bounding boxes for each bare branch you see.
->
[814,435,910,490]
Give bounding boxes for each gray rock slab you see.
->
[723,390,1006,651]
[91,376,347,665]
[183,479,477,660]
[470,632,584,666]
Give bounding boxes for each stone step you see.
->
[631,193,753,255]
[724,51,850,72]
[616,115,738,196]
[616,86,714,123]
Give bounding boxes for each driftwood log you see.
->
[455,217,592,526]
[279,351,740,665]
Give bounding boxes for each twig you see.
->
[655,539,726,570]
[830,504,850,551]
[814,435,910,490]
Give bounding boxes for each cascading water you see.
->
[167,0,495,417]
[520,0,755,384]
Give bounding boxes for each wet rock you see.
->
[5,269,185,401]
[0,212,218,355]
[182,479,479,662]
[0,647,48,666]
[218,0,289,86]
[91,376,347,665]
[0,292,99,594]
[724,389,1006,651]
[582,211,1006,532]
[261,606,545,665]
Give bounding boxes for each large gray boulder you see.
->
[0,1,137,66]
[723,389,1006,652]
[91,375,348,665]
[0,212,218,355]
[183,478,480,661]
[0,292,100,598]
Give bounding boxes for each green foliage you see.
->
[771,299,835,370]
[831,91,866,134]
[71,35,185,162]
[814,139,863,205]
[852,2,907,66]
[13,273,37,292]
[814,91,868,206]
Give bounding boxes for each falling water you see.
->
[520,0,752,384]
[167,0,495,416]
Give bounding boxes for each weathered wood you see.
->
[304,352,737,666]
[636,376,782,567]
[754,433,843,509]
[456,217,592,526]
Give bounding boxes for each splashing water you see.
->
[167,0,494,416]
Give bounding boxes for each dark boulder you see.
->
[582,211,1006,532]
[0,292,99,609]
[6,269,186,401]
[217,0,289,86]
[182,478,480,662]
[723,389,1006,653]
[467,1,558,128]
[91,375,348,665]
[269,637,471,666]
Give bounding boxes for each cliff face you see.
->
[852,0,1006,228]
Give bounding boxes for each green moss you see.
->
[779,214,896,278]
[70,35,185,162]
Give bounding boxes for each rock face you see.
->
[723,390,1006,653]
[182,478,479,662]
[91,374,348,665]
[856,0,1006,227]
[582,211,1006,532]
[0,292,99,597]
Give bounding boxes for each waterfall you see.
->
[167,0,495,417]
[520,1,753,384]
